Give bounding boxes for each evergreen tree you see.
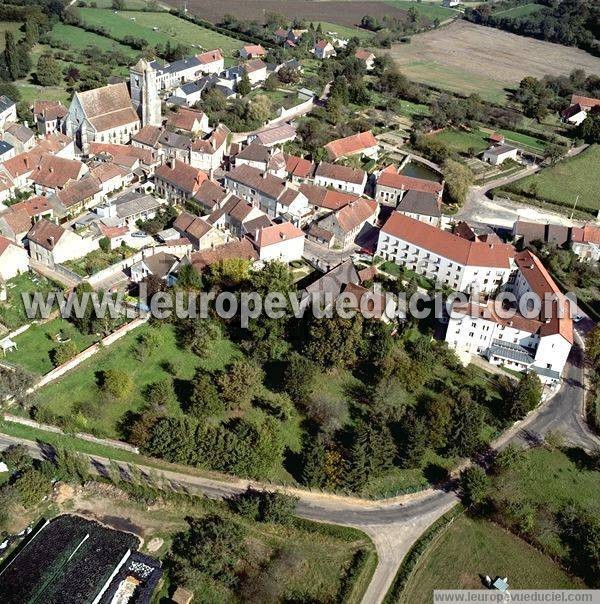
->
[4,31,19,80]
[398,412,428,468]
[300,434,327,488]
[237,72,251,96]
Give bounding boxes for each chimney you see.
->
[48,236,54,247]
[262,171,267,179]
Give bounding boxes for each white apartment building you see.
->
[377,212,515,294]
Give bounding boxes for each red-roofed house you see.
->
[196,49,224,74]
[284,154,314,184]
[155,160,208,203]
[375,164,444,205]
[299,182,357,212]
[173,210,226,250]
[166,108,209,135]
[190,124,230,174]
[315,161,367,195]
[30,155,88,194]
[324,131,379,161]
[378,211,515,293]
[571,224,600,262]
[354,50,376,70]
[317,198,378,249]
[313,40,336,59]
[240,44,266,60]
[252,221,305,262]
[0,234,28,279]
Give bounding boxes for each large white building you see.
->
[377,211,515,294]
[446,250,573,384]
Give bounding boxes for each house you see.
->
[284,154,314,184]
[0,204,34,242]
[98,224,129,249]
[375,165,444,205]
[0,149,44,188]
[33,100,68,135]
[37,132,76,159]
[0,171,15,203]
[250,123,297,148]
[27,218,94,266]
[443,0,460,6]
[252,221,304,262]
[189,123,230,174]
[54,175,103,215]
[0,140,14,162]
[561,94,600,125]
[313,40,336,59]
[130,251,179,283]
[274,28,306,45]
[88,142,160,174]
[0,235,28,279]
[30,155,88,195]
[572,224,600,262]
[173,210,226,250]
[446,249,573,383]
[132,125,163,151]
[314,161,367,195]
[3,122,36,153]
[192,179,229,213]
[354,50,376,70]
[482,144,519,165]
[244,59,268,86]
[489,132,505,145]
[235,141,286,176]
[196,49,224,75]
[299,183,358,212]
[188,238,258,271]
[90,161,133,195]
[166,107,209,135]
[154,160,207,203]
[10,195,54,223]
[397,190,442,227]
[306,222,334,247]
[302,258,360,302]
[95,191,162,229]
[208,194,269,237]
[240,44,266,59]
[65,82,140,151]
[168,80,204,107]
[324,131,379,162]
[454,220,501,244]
[377,211,515,293]
[0,95,17,130]
[158,130,192,163]
[223,164,310,225]
[317,197,378,249]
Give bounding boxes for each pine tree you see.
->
[300,434,327,488]
[237,72,251,96]
[5,31,19,80]
[24,21,39,47]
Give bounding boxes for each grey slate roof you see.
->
[0,95,15,112]
[398,190,441,217]
[489,339,535,365]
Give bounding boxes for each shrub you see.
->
[50,340,78,367]
[99,368,133,399]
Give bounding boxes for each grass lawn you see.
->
[504,144,600,213]
[78,9,243,56]
[400,515,583,603]
[0,272,61,330]
[33,322,239,438]
[385,0,458,21]
[431,128,490,155]
[63,246,136,277]
[8,318,99,376]
[494,3,545,18]
[46,23,140,57]
[316,22,374,41]
[394,99,430,119]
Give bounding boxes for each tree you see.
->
[237,72,251,96]
[14,469,51,508]
[398,412,428,468]
[459,465,490,505]
[53,447,90,484]
[24,21,39,47]
[303,314,364,369]
[1,444,33,474]
[507,371,542,420]
[544,142,566,165]
[218,359,263,411]
[188,371,223,419]
[443,159,473,206]
[248,93,272,123]
[176,263,202,290]
[4,31,19,80]
[169,514,246,586]
[50,340,78,367]
[100,368,133,400]
[177,317,222,358]
[264,72,278,92]
[146,377,175,410]
[491,443,524,475]
[281,352,316,404]
[577,112,600,144]
[586,324,600,368]
[112,0,125,9]
[229,488,298,525]
[36,55,62,86]
[447,393,485,457]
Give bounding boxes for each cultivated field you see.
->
[166,0,414,28]
[399,516,583,603]
[386,21,600,103]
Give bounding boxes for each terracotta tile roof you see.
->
[191,123,230,154]
[155,160,207,194]
[514,249,560,298]
[88,142,157,166]
[324,131,378,161]
[342,282,387,319]
[244,59,267,73]
[304,258,359,296]
[36,132,73,154]
[0,171,14,194]
[570,94,600,109]
[236,140,273,163]
[174,211,212,239]
[30,155,85,189]
[75,83,139,132]
[91,162,129,183]
[12,195,52,217]
[2,149,43,178]
[244,214,272,233]
[358,265,377,282]
[226,163,286,199]
[580,224,600,244]
[299,183,357,210]
[193,179,228,210]
[242,44,265,55]
[166,108,206,132]
[355,49,375,61]
[377,166,443,195]
[489,132,504,143]
[0,234,17,255]
[27,218,65,250]
[0,206,31,235]
[5,122,35,143]
[190,238,258,270]
[315,40,329,49]
[34,100,67,121]
[285,154,314,179]
[334,198,377,233]
[255,221,303,247]
[99,224,128,238]
[132,125,162,148]
[228,197,254,222]
[255,123,296,146]
[197,49,223,65]
[381,212,515,268]
[307,222,333,242]
[56,176,102,208]
[454,221,477,241]
[315,161,366,185]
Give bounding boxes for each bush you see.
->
[99,368,133,399]
[14,469,51,508]
[50,340,78,367]
[228,488,299,525]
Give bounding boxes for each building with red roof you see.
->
[324,131,379,161]
[376,164,444,205]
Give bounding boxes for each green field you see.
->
[431,127,547,155]
[8,318,99,375]
[504,144,600,212]
[78,9,244,56]
[317,22,375,41]
[386,0,458,21]
[400,516,582,603]
[495,3,545,18]
[33,322,239,438]
[47,23,139,56]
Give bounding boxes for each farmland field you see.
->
[386,20,600,103]
[502,145,600,213]
[431,127,547,155]
[78,9,244,55]
[166,0,414,28]
[46,23,140,56]
[385,0,457,21]
[399,516,583,603]
[494,3,545,18]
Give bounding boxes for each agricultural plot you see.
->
[168,0,414,28]
[386,20,600,104]
[46,23,140,56]
[78,9,244,55]
[385,0,457,21]
[503,145,600,213]
[494,3,545,18]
